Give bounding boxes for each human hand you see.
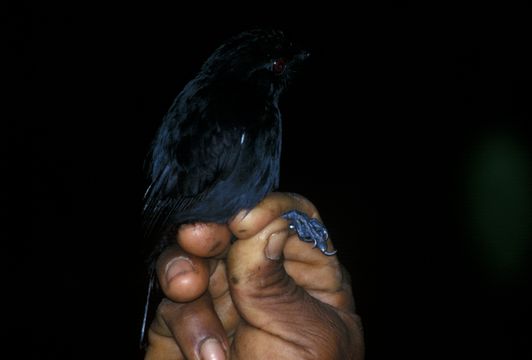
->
[145,192,364,360]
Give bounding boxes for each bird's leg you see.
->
[281,210,337,256]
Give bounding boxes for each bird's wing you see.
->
[142,110,244,245]
[140,109,245,347]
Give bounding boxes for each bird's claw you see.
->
[282,210,337,256]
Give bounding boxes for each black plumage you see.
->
[143,29,307,259]
[140,29,309,343]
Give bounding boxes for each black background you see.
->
[10,3,532,359]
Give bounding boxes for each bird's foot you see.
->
[281,210,337,256]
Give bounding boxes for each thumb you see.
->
[226,193,326,340]
[228,216,310,341]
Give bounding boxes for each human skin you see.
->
[145,192,365,360]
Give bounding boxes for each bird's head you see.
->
[200,29,309,98]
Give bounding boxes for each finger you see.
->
[146,294,229,360]
[230,193,353,311]
[227,215,347,355]
[229,192,319,240]
[156,245,210,302]
[230,193,337,263]
[284,251,356,313]
[282,228,354,312]
[177,222,232,258]
[208,259,241,337]
[157,239,240,334]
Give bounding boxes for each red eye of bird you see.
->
[272,58,286,75]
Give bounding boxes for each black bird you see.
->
[141,29,336,344]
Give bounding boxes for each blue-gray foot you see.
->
[281,210,337,256]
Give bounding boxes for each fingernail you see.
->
[165,257,194,283]
[265,231,286,260]
[200,338,225,360]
